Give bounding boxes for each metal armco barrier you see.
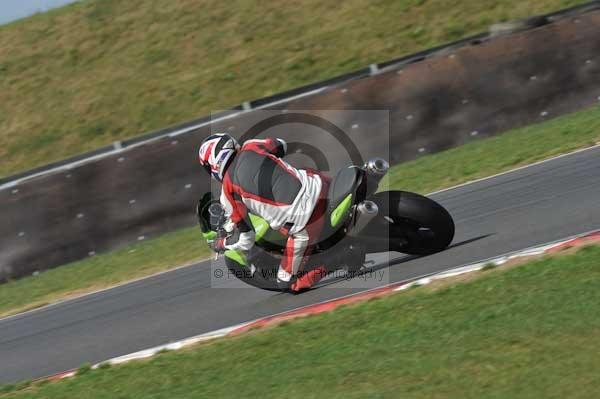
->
[1,5,600,281]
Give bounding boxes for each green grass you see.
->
[0,227,210,318]
[0,0,588,177]
[382,105,600,194]
[4,245,600,398]
[0,104,598,319]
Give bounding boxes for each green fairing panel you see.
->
[202,231,217,241]
[225,250,247,266]
[248,214,286,245]
[249,214,270,241]
[330,194,353,227]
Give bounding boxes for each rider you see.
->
[198,133,329,292]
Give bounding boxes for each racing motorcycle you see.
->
[197,158,455,291]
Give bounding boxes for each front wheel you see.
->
[366,191,455,255]
[223,249,284,291]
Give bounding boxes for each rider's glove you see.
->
[209,237,227,254]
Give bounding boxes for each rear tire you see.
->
[369,191,455,255]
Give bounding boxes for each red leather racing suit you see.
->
[220,138,327,282]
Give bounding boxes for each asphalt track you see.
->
[1,145,600,383]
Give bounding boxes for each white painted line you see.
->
[1,93,595,193]
[2,140,598,323]
[0,87,327,191]
[37,229,600,381]
[54,371,76,380]
[168,87,327,138]
[2,154,597,325]
[168,111,245,138]
[394,231,598,292]
[0,257,213,323]
[427,143,600,196]
[96,323,250,367]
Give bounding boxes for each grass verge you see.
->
[0,0,587,176]
[3,244,600,398]
[382,104,600,194]
[0,104,599,319]
[0,227,210,318]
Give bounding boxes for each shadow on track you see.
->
[313,234,493,289]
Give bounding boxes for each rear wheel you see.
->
[367,191,455,255]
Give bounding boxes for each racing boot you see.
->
[290,266,327,293]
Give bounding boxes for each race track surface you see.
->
[1,146,600,383]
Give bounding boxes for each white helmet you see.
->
[198,133,239,182]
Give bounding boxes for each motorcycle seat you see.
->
[327,166,363,214]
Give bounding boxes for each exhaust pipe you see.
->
[365,158,389,196]
[348,200,379,237]
[366,158,389,176]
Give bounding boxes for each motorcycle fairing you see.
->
[330,194,352,228]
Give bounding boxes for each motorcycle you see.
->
[197,158,455,291]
